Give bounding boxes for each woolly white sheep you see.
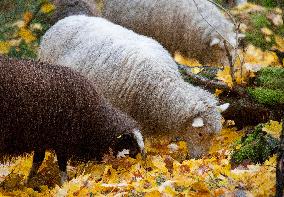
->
[39,15,226,158]
[102,0,239,65]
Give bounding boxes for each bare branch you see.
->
[179,64,230,90]
[193,0,246,87]
[178,64,247,96]
[224,41,237,86]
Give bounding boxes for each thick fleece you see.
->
[0,55,143,183]
[39,16,222,157]
[102,0,237,65]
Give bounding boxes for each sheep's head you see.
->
[206,33,245,66]
[184,103,229,158]
[112,129,145,159]
[50,0,99,25]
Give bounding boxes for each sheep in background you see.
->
[49,0,99,25]
[0,55,144,184]
[39,15,227,158]
[102,0,239,65]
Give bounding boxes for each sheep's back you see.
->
[103,0,236,64]
[0,56,102,154]
[40,16,222,135]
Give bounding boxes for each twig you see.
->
[178,64,247,96]
[276,118,284,197]
[194,0,246,86]
[224,41,237,86]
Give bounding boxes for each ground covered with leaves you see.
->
[0,1,283,196]
[0,122,281,196]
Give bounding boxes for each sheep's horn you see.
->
[217,103,230,112]
[192,117,204,128]
[210,37,221,46]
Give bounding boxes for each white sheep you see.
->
[39,15,225,158]
[102,0,239,65]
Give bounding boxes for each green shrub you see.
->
[249,0,281,8]
[231,124,279,165]
[251,13,271,29]
[247,87,284,105]
[256,67,284,90]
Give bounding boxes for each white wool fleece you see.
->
[39,16,222,157]
[102,0,237,65]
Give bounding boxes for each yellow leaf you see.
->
[262,121,282,139]
[274,8,283,14]
[0,41,11,54]
[149,155,168,173]
[145,190,161,197]
[23,11,33,25]
[275,35,284,51]
[174,52,202,67]
[244,44,279,66]
[30,23,43,31]
[12,20,25,28]
[217,66,233,88]
[191,67,203,74]
[40,3,55,14]
[265,36,271,42]
[261,27,273,36]
[18,28,36,43]
[215,89,223,96]
[264,155,277,166]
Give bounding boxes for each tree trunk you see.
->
[276,118,284,197]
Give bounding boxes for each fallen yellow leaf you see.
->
[174,52,202,67]
[0,41,11,54]
[261,27,273,36]
[18,28,36,43]
[40,3,55,14]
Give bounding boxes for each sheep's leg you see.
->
[27,150,45,182]
[56,151,68,185]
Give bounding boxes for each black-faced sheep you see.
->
[102,0,239,65]
[49,0,99,25]
[0,55,144,184]
[39,15,228,158]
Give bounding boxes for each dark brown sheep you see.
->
[0,55,144,183]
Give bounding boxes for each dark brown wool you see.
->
[0,55,142,181]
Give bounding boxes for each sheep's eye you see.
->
[117,135,122,139]
[198,133,203,137]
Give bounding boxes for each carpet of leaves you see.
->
[0,122,282,196]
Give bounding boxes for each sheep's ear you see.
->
[192,117,204,128]
[210,38,221,47]
[217,103,230,112]
[238,33,246,39]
